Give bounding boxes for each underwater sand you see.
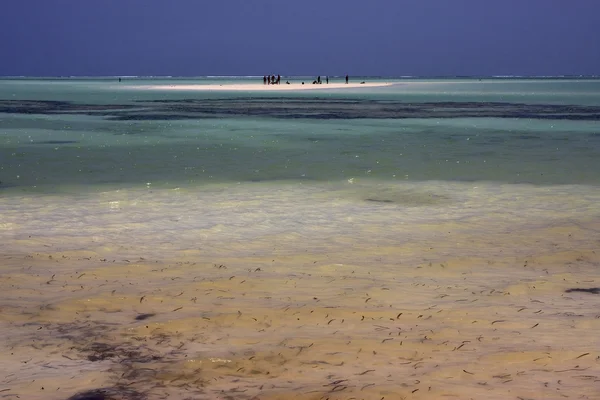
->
[1,183,599,400]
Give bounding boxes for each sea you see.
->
[1,77,599,400]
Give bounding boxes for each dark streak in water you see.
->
[517,135,541,140]
[32,140,79,145]
[365,199,394,203]
[2,99,600,121]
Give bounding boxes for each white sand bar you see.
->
[126,82,394,91]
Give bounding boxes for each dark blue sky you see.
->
[1,0,599,77]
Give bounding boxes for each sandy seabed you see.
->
[1,182,600,399]
[1,234,600,399]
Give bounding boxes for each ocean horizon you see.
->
[2,75,599,78]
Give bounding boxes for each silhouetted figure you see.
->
[326,76,329,84]
[263,76,267,85]
[345,74,349,84]
[277,74,281,84]
[118,77,121,83]
[317,76,321,84]
[271,75,276,85]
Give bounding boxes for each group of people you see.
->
[263,74,282,85]
[262,74,350,85]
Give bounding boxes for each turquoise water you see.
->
[1,77,599,260]
[1,78,600,191]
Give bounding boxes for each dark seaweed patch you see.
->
[0,100,135,114]
[565,288,600,294]
[2,99,600,121]
[66,387,145,400]
[134,313,156,321]
[32,320,209,399]
[107,114,211,121]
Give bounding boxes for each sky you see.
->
[1,0,599,77]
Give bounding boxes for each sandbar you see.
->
[124,82,394,92]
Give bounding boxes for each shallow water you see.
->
[1,78,600,399]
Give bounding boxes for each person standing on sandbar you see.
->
[345,74,349,84]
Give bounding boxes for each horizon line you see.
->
[1,74,599,79]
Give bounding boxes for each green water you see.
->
[1,78,599,192]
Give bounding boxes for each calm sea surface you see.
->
[1,78,599,399]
